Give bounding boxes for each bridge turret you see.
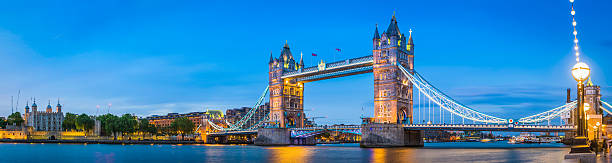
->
[299,52,304,70]
[373,24,381,50]
[268,42,305,128]
[372,15,414,124]
[407,29,414,54]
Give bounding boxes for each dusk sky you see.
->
[0,0,610,124]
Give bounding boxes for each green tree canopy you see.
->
[138,118,156,138]
[62,113,78,131]
[7,112,24,126]
[171,117,195,139]
[97,114,120,139]
[0,118,7,129]
[76,114,95,131]
[118,114,138,136]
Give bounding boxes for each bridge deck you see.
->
[281,56,373,82]
[208,124,575,136]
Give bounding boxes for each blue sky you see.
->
[0,0,610,124]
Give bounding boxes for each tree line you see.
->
[62,113,196,140]
[1,112,197,140]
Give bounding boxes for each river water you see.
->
[0,141,586,162]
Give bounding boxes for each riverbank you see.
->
[0,139,204,145]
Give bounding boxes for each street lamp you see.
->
[572,62,591,82]
[572,62,590,137]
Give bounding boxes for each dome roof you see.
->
[25,105,29,109]
[57,103,62,107]
[46,104,52,109]
[32,103,37,107]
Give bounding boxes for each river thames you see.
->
[0,141,581,162]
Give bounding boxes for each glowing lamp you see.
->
[596,122,601,126]
[571,62,590,82]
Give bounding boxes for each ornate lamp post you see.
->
[572,62,590,137]
[569,62,591,154]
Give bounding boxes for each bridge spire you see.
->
[269,51,274,64]
[299,52,304,69]
[408,28,413,45]
[386,14,400,36]
[373,24,380,40]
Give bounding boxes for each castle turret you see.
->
[32,100,38,112]
[46,100,52,113]
[24,102,30,113]
[56,99,62,113]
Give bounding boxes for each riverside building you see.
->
[147,110,224,128]
[24,100,64,131]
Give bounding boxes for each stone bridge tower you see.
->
[372,15,415,124]
[268,42,305,128]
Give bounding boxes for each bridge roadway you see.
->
[208,124,575,137]
[281,56,373,82]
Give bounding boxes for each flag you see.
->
[312,53,317,56]
[335,48,341,52]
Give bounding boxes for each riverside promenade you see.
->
[0,139,203,145]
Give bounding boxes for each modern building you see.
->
[147,110,224,128]
[24,100,64,131]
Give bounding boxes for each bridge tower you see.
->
[584,79,602,140]
[268,42,305,128]
[372,15,415,124]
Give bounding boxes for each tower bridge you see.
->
[205,15,609,147]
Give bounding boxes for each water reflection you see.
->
[368,147,569,163]
[266,146,313,163]
[370,148,418,163]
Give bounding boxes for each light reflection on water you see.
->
[0,142,574,163]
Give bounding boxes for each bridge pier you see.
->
[291,137,316,145]
[255,128,291,146]
[360,123,423,148]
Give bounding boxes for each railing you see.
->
[282,55,373,77]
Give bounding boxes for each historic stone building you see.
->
[584,80,602,140]
[268,43,305,128]
[24,100,64,131]
[372,15,414,124]
[266,15,414,127]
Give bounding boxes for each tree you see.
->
[0,119,7,129]
[62,113,78,131]
[7,112,24,126]
[97,114,120,140]
[76,114,95,132]
[118,114,137,138]
[137,118,156,139]
[171,117,195,140]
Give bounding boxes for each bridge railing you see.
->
[282,55,373,77]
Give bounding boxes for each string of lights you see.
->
[570,0,580,62]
